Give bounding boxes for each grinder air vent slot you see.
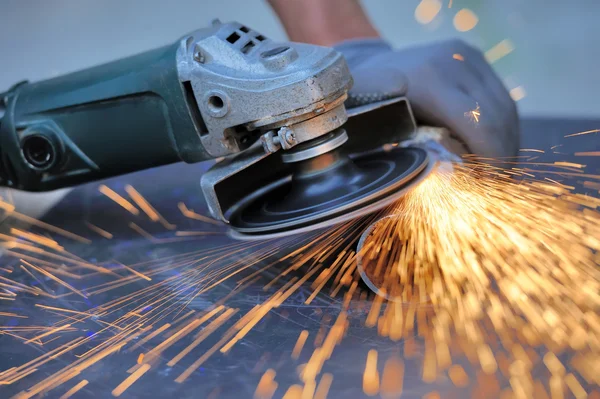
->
[226,32,241,44]
[241,41,256,54]
[182,81,209,137]
[224,26,266,54]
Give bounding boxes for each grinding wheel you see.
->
[227,130,433,240]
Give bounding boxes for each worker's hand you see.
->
[335,38,519,158]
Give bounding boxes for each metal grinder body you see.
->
[0,21,428,238]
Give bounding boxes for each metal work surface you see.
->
[0,117,598,398]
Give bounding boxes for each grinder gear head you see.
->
[194,22,431,239]
[177,20,353,158]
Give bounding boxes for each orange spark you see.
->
[291,330,309,360]
[254,369,278,399]
[116,262,152,282]
[21,260,87,298]
[380,356,404,398]
[98,185,140,215]
[24,324,73,345]
[314,373,333,399]
[520,149,545,153]
[454,8,478,32]
[564,129,600,138]
[554,161,586,169]
[485,39,515,64]
[125,185,175,229]
[448,365,469,387]
[0,199,90,243]
[178,202,221,225]
[59,380,88,399]
[415,0,442,25]
[0,312,27,318]
[111,364,151,397]
[85,222,113,239]
[362,349,380,396]
[465,103,481,123]
[10,228,63,250]
[510,86,526,101]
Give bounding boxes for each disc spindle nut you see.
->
[278,127,297,150]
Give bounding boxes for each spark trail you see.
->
[358,159,600,398]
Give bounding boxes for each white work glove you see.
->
[335,38,520,159]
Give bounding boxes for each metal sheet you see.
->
[0,117,598,398]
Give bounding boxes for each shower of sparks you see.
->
[0,139,597,398]
[357,159,600,398]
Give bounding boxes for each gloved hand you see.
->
[335,38,520,158]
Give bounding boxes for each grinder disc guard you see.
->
[227,144,431,239]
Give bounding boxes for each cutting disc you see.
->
[227,144,432,240]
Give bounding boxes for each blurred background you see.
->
[1,0,598,214]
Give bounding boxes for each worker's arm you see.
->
[269,0,519,158]
[268,0,379,46]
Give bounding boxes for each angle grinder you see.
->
[0,20,432,239]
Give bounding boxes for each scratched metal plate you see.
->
[0,118,599,399]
